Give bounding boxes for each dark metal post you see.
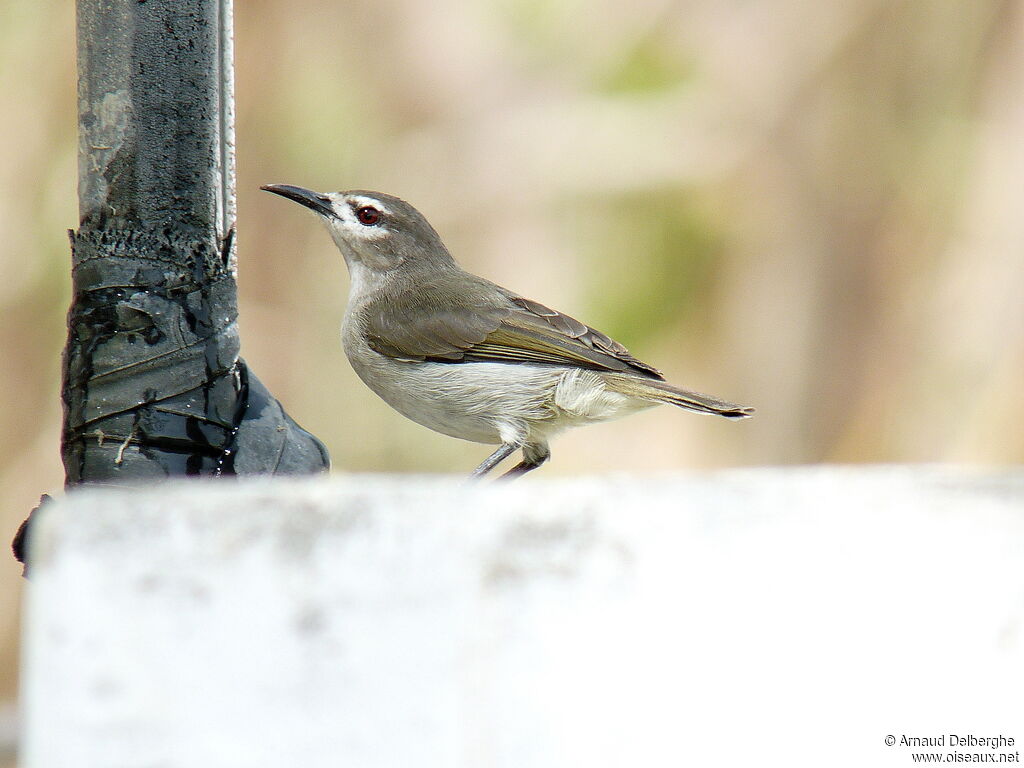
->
[62,0,329,484]
[14,0,329,568]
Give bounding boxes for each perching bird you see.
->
[261,185,753,479]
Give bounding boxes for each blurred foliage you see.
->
[598,35,695,95]
[3,0,1024,742]
[581,189,724,347]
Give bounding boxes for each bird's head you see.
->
[261,184,455,276]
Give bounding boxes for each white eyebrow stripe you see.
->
[349,195,391,215]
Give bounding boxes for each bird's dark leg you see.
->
[470,442,520,479]
[498,443,551,481]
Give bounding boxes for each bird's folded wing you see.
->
[454,296,661,377]
[364,304,502,361]
[364,283,662,378]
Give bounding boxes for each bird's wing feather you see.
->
[365,305,503,362]
[489,296,662,377]
[363,277,662,378]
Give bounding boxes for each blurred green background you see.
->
[2,0,1023,761]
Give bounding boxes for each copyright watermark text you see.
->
[885,734,1019,763]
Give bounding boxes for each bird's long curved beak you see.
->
[260,184,335,218]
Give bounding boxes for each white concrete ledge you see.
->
[22,467,1024,767]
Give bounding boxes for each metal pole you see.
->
[69,0,331,482]
[61,0,329,486]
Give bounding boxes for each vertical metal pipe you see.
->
[64,0,329,484]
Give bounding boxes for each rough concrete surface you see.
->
[21,467,1024,767]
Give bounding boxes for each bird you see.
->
[261,184,753,479]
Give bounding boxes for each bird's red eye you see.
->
[355,206,381,226]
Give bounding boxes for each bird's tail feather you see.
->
[607,375,754,419]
